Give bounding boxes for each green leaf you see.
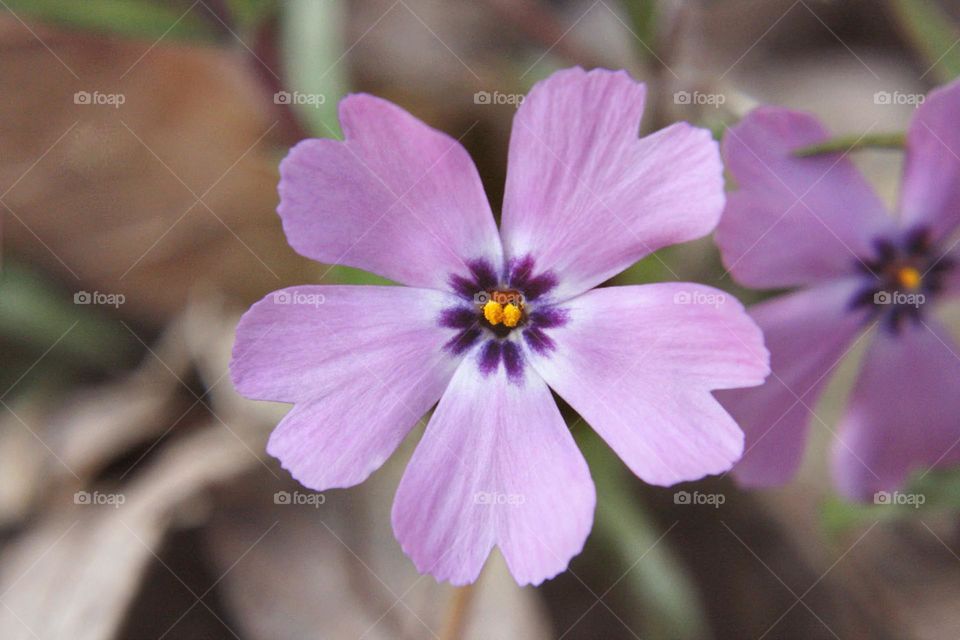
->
[620,0,659,63]
[820,468,960,538]
[890,0,960,82]
[279,0,347,138]
[320,265,394,286]
[225,0,278,32]
[794,132,906,157]
[1,0,216,41]
[0,263,138,376]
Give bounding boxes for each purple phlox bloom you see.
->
[231,67,769,585]
[716,78,960,501]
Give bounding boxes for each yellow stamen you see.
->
[502,303,522,327]
[896,266,922,290]
[483,301,504,325]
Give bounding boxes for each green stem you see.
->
[794,132,906,157]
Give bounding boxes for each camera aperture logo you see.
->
[274,91,326,108]
[874,490,925,508]
[74,490,125,508]
[74,290,125,308]
[74,90,125,109]
[674,490,725,508]
[274,490,326,508]
[273,290,325,308]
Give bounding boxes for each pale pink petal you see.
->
[230,286,460,489]
[500,67,725,301]
[899,78,960,240]
[833,317,960,500]
[717,108,894,289]
[717,280,869,487]
[525,284,769,485]
[391,349,595,586]
[278,95,502,289]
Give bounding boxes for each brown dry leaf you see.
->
[0,16,306,324]
[51,312,195,479]
[0,425,258,640]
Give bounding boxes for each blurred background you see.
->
[2,0,960,638]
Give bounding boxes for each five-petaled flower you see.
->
[230,67,769,585]
[716,78,960,501]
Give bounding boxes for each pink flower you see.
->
[716,79,960,500]
[231,68,769,585]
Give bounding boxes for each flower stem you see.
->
[793,132,906,157]
[440,583,476,640]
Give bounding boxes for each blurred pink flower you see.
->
[231,67,768,585]
[717,79,960,501]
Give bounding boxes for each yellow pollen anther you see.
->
[503,303,522,327]
[483,301,504,325]
[896,266,922,290]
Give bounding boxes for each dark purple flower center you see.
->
[439,256,568,381]
[850,226,954,333]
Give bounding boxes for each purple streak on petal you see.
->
[391,353,595,586]
[469,259,499,292]
[833,317,960,500]
[445,327,482,355]
[501,341,524,382]
[478,339,502,376]
[529,307,569,329]
[230,285,459,490]
[439,306,477,329]
[506,255,558,301]
[899,77,960,241]
[524,283,770,485]
[449,258,500,300]
[523,326,556,355]
[717,107,893,289]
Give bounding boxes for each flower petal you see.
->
[717,108,894,289]
[230,285,461,489]
[717,280,868,487]
[391,348,595,586]
[899,78,960,240]
[833,317,960,500]
[525,283,769,486]
[278,95,502,289]
[500,67,724,301]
